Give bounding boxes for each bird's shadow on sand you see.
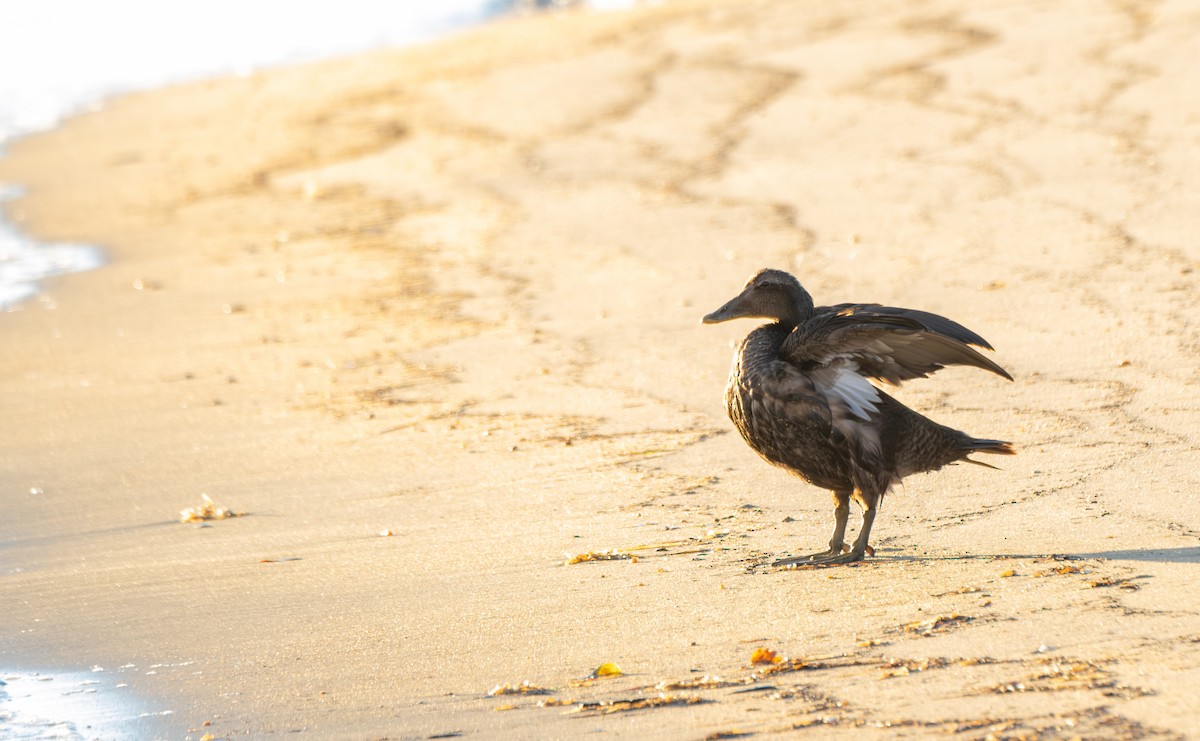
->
[1067,547,1200,563]
[875,547,1200,565]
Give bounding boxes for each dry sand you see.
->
[2,0,1199,738]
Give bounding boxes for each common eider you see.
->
[704,268,1014,564]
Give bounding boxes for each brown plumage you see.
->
[703,268,1014,564]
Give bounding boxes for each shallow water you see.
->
[0,188,104,310]
[0,668,163,741]
[0,1,503,145]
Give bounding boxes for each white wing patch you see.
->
[829,366,880,420]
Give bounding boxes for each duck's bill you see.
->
[702,293,750,324]
[702,305,735,323]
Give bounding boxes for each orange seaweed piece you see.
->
[750,647,783,665]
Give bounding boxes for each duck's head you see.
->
[702,268,814,327]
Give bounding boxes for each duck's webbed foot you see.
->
[773,546,842,567]
[772,489,857,567]
[806,502,878,565]
[847,543,876,557]
[808,546,870,564]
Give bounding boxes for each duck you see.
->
[703,268,1014,565]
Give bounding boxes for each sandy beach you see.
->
[2,0,1199,737]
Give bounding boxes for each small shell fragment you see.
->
[180,494,243,523]
[487,680,553,697]
[565,549,630,565]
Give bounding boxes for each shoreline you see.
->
[0,0,581,314]
[2,0,1199,737]
[0,185,106,311]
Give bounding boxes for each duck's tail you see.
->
[960,438,1016,469]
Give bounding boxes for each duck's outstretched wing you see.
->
[782,304,1012,385]
[828,303,999,349]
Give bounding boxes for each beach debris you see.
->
[131,278,163,291]
[537,697,577,707]
[565,694,708,716]
[487,680,553,697]
[856,638,889,648]
[655,675,739,691]
[379,529,395,537]
[999,568,1017,577]
[1088,575,1142,591]
[569,662,623,687]
[900,613,973,637]
[932,585,983,597]
[258,556,302,563]
[730,684,777,694]
[879,657,949,679]
[987,658,1145,696]
[565,549,631,565]
[180,494,243,523]
[639,655,880,697]
[749,656,831,679]
[1034,564,1083,577]
[590,662,623,678]
[750,647,783,666]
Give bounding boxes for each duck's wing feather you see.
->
[829,303,997,349]
[750,360,834,429]
[782,304,1012,385]
[754,358,893,496]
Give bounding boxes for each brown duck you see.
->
[704,269,1014,564]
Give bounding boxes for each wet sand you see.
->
[2,1,1198,737]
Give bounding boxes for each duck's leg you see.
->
[812,494,878,564]
[774,489,851,565]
